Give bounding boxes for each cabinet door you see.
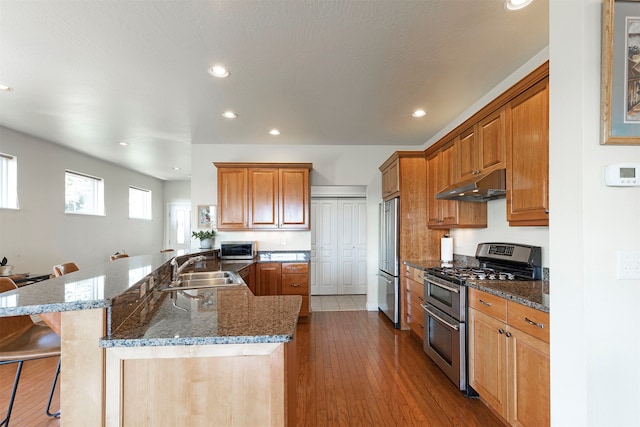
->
[238,264,256,295]
[457,126,478,181]
[507,326,550,427]
[426,150,444,227]
[256,263,281,296]
[279,168,310,229]
[439,141,459,226]
[506,78,549,226]
[468,308,508,420]
[217,168,248,230]
[381,159,400,199]
[478,107,506,173]
[249,168,279,229]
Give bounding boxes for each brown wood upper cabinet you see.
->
[427,141,487,229]
[381,157,400,200]
[457,107,506,181]
[505,78,549,226]
[215,163,312,231]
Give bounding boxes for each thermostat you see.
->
[605,163,640,186]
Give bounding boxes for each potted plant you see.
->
[192,230,216,249]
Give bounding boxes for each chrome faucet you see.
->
[170,255,206,282]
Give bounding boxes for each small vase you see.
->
[199,238,213,249]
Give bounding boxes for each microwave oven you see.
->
[220,241,257,260]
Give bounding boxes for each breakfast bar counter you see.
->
[0,250,301,426]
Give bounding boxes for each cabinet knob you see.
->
[498,328,505,334]
[505,331,512,338]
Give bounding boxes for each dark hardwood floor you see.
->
[295,311,507,427]
[1,311,506,426]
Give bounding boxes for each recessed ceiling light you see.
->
[0,84,13,92]
[412,109,426,118]
[222,111,238,119]
[118,142,129,146]
[504,0,533,11]
[173,167,181,171]
[208,65,230,78]
[269,129,281,136]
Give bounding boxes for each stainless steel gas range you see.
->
[420,242,542,394]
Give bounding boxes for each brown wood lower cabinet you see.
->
[257,261,310,317]
[468,288,550,427]
[403,265,425,340]
[237,263,256,295]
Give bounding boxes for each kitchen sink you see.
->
[159,271,244,291]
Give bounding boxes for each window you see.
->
[65,170,104,215]
[0,153,18,209]
[129,186,152,219]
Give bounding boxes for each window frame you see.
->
[0,153,19,210]
[64,170,105,216]
[128,186,152,220]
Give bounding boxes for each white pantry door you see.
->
[337,199,368,294]
[311,198,367,295]
[311,199,338,295]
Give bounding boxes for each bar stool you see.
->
[0,278,61,426]
[52,262,79,277]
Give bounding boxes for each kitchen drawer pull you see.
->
[417,275,425,281]
[498,328,505,334]
[524,317,545,329]
[479,299,492,307]
[290,283,301,287]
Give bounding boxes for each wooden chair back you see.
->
[110,253,129,261]
[0,278,33,345]
[52,262,79,277]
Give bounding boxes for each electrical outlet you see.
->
[617,251,640,280]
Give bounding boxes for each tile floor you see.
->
[310,294,367,312]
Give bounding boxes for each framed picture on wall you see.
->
[197,205,216,228]
[601,0,640,145]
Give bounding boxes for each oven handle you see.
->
[424,275,460,294]
[421,303,459,331]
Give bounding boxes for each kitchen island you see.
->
[0,251,302,426]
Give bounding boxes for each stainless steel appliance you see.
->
[219,241,257,260]
[421,242,542,393]
[378,197,400,328]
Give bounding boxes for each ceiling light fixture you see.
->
[208,65,230,78]
[0,84,13,92]
[173,167,181,171]
[504,0,533,11]
[412,109,426,118]
[222,111,238,119]
[269,129,281,136]
[118,142,129,146]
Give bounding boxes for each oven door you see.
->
[423,273,463,321]
[421,302,466,391]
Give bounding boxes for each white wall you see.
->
[550,1,640,426]
[0,126,165,273]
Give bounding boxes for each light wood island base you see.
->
[105,341,296,427]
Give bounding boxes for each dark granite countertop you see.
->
[403,259,550,313]
[100,286,302,348]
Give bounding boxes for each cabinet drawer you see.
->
[405,279,424,307]
[281,262,309,274]
[406,302,425,338]
[281,273,309,295]
[507,301,550,344]
[468,288,507,322]
[404,265,425,283]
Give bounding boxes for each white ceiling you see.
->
[0,0,548,180]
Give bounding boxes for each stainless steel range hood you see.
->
[435,169,506,202]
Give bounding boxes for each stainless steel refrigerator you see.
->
[378,197,400,328]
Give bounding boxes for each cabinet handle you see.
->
[418,296,424,301]
[524,317,545,329]
[505,331,512,338]
[290,283,301,287]
[479,299,492,307]
[498,328,505,334]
